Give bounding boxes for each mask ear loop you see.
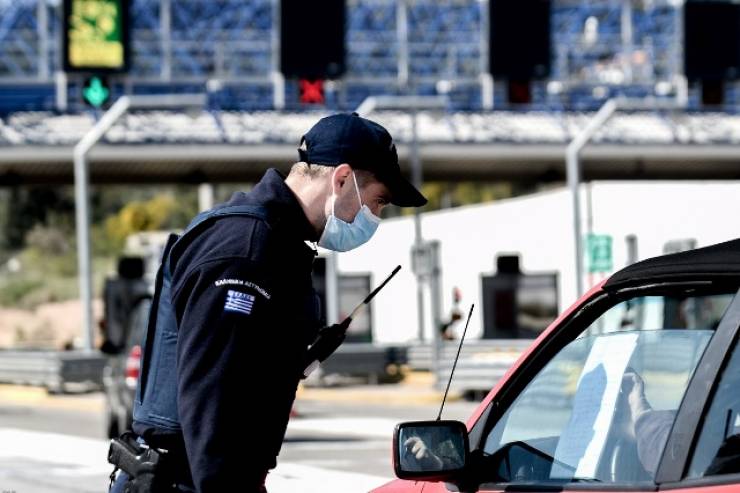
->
[352,171,363,209]
[329,168,340,217]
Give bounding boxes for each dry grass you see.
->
[0,298,103,349]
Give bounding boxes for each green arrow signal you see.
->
[83,77,110,108]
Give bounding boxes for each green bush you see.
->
[0,278,44,307]
[0,187,199,309]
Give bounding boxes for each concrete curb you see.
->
[297,371,462,406]
[0,372,461,410]
[0,384,105,412]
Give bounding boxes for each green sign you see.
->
[64,0,129,72]
[587,234,613,273]
[83,76,110,108]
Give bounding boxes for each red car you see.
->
[373,238,740,493]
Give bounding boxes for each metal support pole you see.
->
[55,71,68,112]
[397,0,409,89]
[410,110,426,342]
[355,96,447,346]
[325,252,339,325]
[566,98,618,298]
[480,74,494,110]
[673,0,689,107]
[428,241,443,389]
[74,97,132,352]
[198,183,215,212]
[566,96,684,298]
[672,0,683,78]
[271,0,285,110]
[479,0,493,110]
[626,234,638,265]
[160,0,172,81]
[74,94,206,352]
[38,0,49,80]
[621,0,633,83]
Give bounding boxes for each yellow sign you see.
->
[65,0,127,71]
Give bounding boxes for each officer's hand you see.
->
[305,318,351,364]
[301,319,352,378]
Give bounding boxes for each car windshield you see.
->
[480,293,734,486]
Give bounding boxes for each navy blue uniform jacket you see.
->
[135,168,322,491]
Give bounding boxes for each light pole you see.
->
[74,94,206,352]
[566,96,685,297]
[356,96,447,383]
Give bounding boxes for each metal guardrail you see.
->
[0,349,106,393]
[0,340,537,394]
[408,339,532,370]
[409,339,534,395]
[317,343,408,384]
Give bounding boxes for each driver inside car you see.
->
[402,431,464,472]
[619,370,674,477]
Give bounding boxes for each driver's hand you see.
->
[404,436,444,469]
[404,436,430,460]
[623,371,651,418]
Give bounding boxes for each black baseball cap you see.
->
[298,112,427,207]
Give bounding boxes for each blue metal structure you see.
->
[0,0,697,113]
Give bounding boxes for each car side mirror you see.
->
[393,420,470,482]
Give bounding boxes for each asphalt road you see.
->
[0,384,481,493]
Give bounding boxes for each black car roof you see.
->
[603,238,740,291]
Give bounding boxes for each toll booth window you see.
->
[339,275,372,343]
[481,273,558,339]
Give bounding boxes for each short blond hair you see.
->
[289,162,334,179]
[288,162,379,189]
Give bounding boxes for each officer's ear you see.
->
[330,164,353,195]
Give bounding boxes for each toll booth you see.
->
[481,255,559,340]
[311,256,373,343]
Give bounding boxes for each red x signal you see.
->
[299,79,325,104]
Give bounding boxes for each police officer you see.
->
[109,112,427,493]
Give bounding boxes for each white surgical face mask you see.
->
[318,171,381,252]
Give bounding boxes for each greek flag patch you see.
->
[224,290,255,315]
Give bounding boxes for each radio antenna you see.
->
[436,304,474,421]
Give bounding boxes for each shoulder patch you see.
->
[224,289,256,315]
[214,278,271,300]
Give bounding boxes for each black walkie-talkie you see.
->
[302,265,402,378]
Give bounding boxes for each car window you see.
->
[479,293,734,486]
[687,335,740,478]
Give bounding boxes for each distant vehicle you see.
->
[102,296,150,438]
[99,253,152,438]
[99,233,170,438]
[374,239,740,493]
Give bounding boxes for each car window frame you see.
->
[657,286,740,488]
[470,281,740,492]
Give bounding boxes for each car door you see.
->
[656,294,740,492]
[422,284,740,493]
